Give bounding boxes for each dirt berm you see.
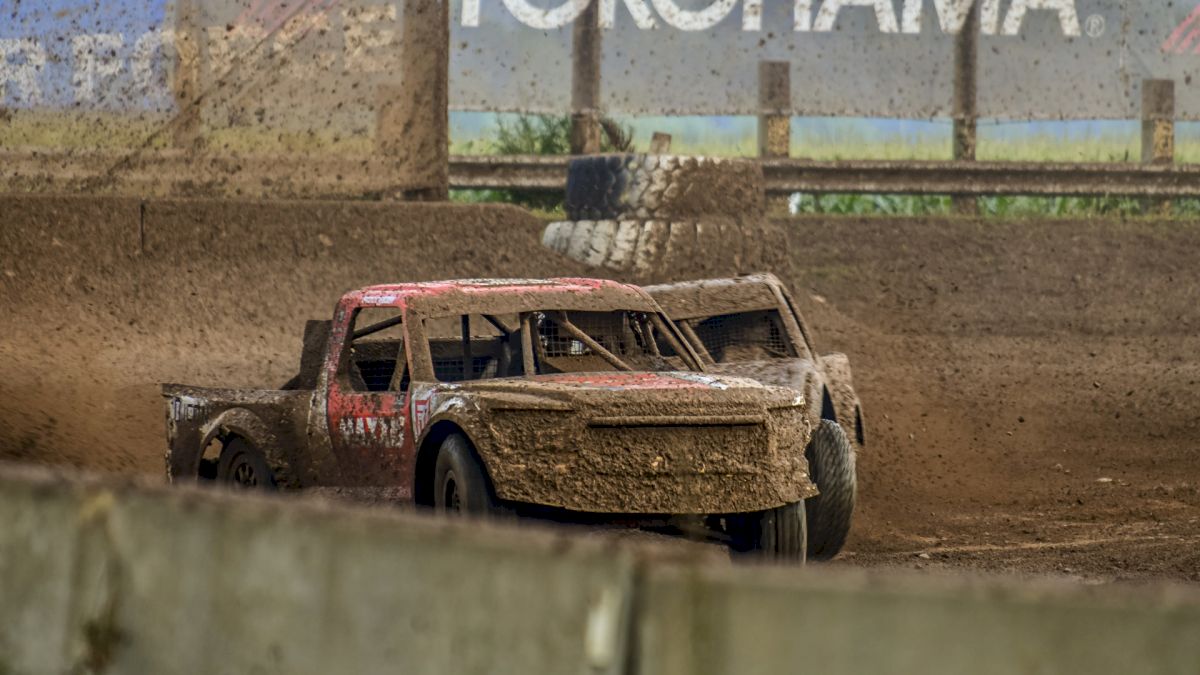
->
[2,195,1198,581]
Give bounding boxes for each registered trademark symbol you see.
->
[1085,14,1106,38]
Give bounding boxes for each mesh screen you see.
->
[691,310,794,363]
[433,356,496,383]
[536,311,683,372]
[357,359,396,392]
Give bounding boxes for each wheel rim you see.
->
[442,471,461,513]
[230,456,258,487]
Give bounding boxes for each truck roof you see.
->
[346,278,656,314]
[644,273,783,320]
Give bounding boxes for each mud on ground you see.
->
[2,198,1198,582]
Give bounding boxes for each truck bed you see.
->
[162,383,312,484]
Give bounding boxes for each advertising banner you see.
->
[2,1,1198,124]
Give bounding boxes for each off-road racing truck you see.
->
[164,278,817,560]
[645,273,862,560]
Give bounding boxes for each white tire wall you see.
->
[542,218,782,278]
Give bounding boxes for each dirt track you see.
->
[2,197,1198,582]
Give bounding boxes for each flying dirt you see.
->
[3,193,1199,581]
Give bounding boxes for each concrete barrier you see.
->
[636,565,1200,675]
[3,465,1200,675]
[0,464,646,675]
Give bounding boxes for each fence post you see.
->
[172,0,203,148]
[758,61,791,214]
[649,132,673,154]
[570,1,602,155]
[951,1,979,215]
[376,0,450,200]
[1141,79,1175,216]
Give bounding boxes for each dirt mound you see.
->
[772,216,1200,581]
[0,196,589,474]
[3,200,1198,581]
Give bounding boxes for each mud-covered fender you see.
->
[411,390,506,491]
[411,389,574,503]
[168,406,268,483]
[199,407,298,486]
[819,352,865,446]
[710,359,826,429]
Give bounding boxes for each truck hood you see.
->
[705,359,821,393]
[449,371,804,416]
[517,371,762,390]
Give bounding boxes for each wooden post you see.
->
[649,132,672,154]
[1142,79,1175,216]
[757,61,790,159]
[376,0,450,200]
[951,0,979,215]
[570,0,602,155]
[759,61,791,214]
[172,0,203,148]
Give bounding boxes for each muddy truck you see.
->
[646,273,862,560]
[164,278,818,560]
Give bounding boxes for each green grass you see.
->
[6,111,1200,218]
[0,110,169,150]
[0,110,377,155]
[792,193,1200,218]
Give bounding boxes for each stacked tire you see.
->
[543,154,778,278]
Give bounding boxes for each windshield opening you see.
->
[533,310,691,374]
[420,309,698,381]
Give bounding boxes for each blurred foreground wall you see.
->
[2,463,1200,675]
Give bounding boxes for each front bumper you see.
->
[485,408,816,514]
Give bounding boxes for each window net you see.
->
[690,310,794,363]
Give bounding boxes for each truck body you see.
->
[164,278,817,527]
[645,273,864,449]
[645,273,864,559]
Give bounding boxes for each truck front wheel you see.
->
[805,419,856,561]
[727,500,807,563]
[434,433,498,516]
[216,438,276,490]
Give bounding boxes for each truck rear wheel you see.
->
[216,438,275,490]
[434,433,498,516]
[805,419,857,561]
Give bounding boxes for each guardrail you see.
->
[451,155,1200,198]
[5,150,1200,200]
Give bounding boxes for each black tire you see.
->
[727,500,807,563]
[564,154,764,222]
[565,155,627,221]
[216,438,276,490]
[433,433,498,516]
[805,419,857,561]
